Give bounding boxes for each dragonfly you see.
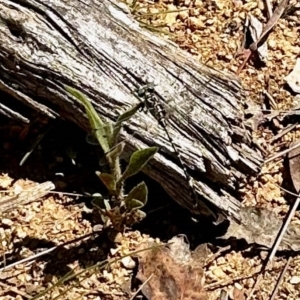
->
[135,83,200,209]
[86,59,247,223]
[129,78,235,222]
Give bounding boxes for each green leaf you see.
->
[125,181,148,210]
[120,147,158,181]
[111,103,142,146]
[65,85,110,153]
[104,122,114,148]
[96,171,116,193]
[106,142,125,164]
[126,199,144,211]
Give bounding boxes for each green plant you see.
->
[65,86,158,231]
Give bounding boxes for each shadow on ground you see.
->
[0,117,231,296]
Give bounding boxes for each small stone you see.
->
[258,0,265,10]
[216,257,226,265]
[188,17,205,30]
[16,228,26,238]
[1,218,13,226]
[178,11,189,21]
[92,224,103,232]
[268,39,277,49]
[25,274,32,281]
[114,232,123,244]
[290,276,300,284]
[110,248,119,255]
[212,267,227,279]
[13,184,23,194]
[121,256,136,269]
[194,0,202,7]
[103,270,113,282]
[206,18,215,25]
[234,282,243,290]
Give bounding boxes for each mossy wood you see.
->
[0,0,263,223]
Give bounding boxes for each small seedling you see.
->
[65,86,158,231]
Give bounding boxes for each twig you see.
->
[246,271,264,300]
[265,0,273,18]
[0,232,96,272]
[237,0,290,73]
[246,191,300,299]
[263,90,277,110]
[269,256,291,300]
[205,265,282,290]
[269,195,300,261]
[269,124,297,143]
[265,140,300,163]
[129,273,153,300]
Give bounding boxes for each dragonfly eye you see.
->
[137,89,145,97]
[147,84,155,93]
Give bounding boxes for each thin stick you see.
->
[270,124,297,143]
[246,192,300,299]
[269,195,300,261]
[269,257,291,300]
[0,232,96,272]
[237,0,290,73]
[129,273,154,300]
[205,265,282,290]
[265,0,274,18]
[246,271,264,300]
[265,140,300,163]
[263,90,277,109]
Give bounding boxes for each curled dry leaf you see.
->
[221,206,300,251]
[248,14,268,62]
[134,235,207,300]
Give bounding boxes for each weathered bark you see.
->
[0,0,263,223]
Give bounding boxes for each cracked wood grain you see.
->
[0,181,55,213]
[0,0,263,223]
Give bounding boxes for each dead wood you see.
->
[0,0,263,223]
[0,181,55,213]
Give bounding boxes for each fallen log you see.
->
[0,0,263,223]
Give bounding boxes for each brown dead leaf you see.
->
[134,235,207,300]
[285,58,300,94]
[288,140,300,192]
